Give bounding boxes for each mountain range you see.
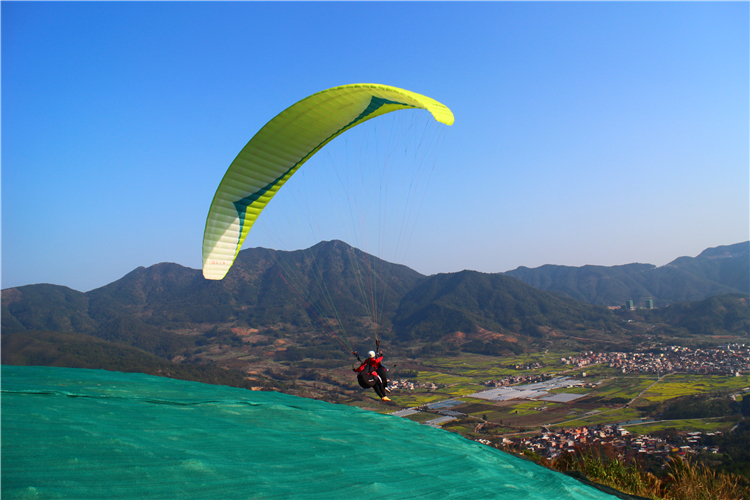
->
[505,242,749,307]
[2,240,748,383]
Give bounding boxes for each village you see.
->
[386,344,749,467]
[481,373,551,387]
[493,424,722,461]
[561,344,750,376]
[388,379,439,391]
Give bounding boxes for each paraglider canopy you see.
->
[202,84,454,280]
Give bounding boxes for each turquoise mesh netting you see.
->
[2,365,617,499]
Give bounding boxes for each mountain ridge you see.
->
[4,240,747,348]
[505,241,749,307]
[3,240,747,394]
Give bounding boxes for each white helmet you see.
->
[367,350,376,358]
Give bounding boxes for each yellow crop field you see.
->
[626,418,738,434]
[642,382,701,401]
[389,393,445,407]
[642,374,750,402]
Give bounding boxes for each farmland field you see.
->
[625,417,742,434]
[374,351,750,440]
[642,374,750,402]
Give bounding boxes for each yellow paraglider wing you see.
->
[202,83,454,280]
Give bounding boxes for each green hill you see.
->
[628,293,750,338]
[4,241,424,335]
[393,270,621,348]
[1,284,96,333]
[2,241,428,379]
[668,242,750,294]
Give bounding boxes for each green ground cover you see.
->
[443,422,473,433]
[563,365,622,378]
[459,397,494,405]
[561,409,586,419]
[427,352,578,379]
[625,418,741,434]
[403,411,435,424]
[410,370,476,386]
[426,355,511,375]
[506,401,556,416]
[553,407,643,428]
[447,366,516,378]
[401,370,484,399]
[662,373,750,388]
[389,393,445,407]
[468,410,509,421]
[596,376,656,399]
[642,374,750,402]
[643,382,713,402]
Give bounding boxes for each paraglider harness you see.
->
[352,340,388,389]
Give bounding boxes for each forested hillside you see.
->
[393,270,619,342]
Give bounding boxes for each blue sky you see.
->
[2,2,748,293]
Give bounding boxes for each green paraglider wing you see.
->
[202,83,454,280]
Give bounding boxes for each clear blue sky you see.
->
[3,2,748,293]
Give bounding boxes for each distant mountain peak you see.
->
[506,241,749,306]
[695,241,749,260]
